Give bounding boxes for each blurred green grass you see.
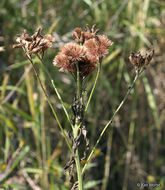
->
[0,0,165,189]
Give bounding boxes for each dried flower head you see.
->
[129,50,154,68]
[53,42,96,76]
[54,24,112,77]
[13,28,55,55]
[72,24,99,44]
[84,35,112,60]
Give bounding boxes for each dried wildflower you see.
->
[13,28,55,55]
[129,50,154,68]
[84,35,112,60]
[72,24,99,44]
[53,42,96,76]
[54,25,112,77]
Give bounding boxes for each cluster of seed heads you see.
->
[13,27,55,56]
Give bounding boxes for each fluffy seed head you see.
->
[53,42,96,76]
[84,35,112,60]
[54,25,113,77]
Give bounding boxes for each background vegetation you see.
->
[0,0,165,189]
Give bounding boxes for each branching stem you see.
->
[82,70,141,174]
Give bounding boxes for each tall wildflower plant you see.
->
[13,25,154,190]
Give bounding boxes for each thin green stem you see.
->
[82,71,140,174]
[40,68,49,189]
[25,53,72,152]
[51,80,74,129]
[76,64,81,100]
[85,62,101,113]
[73,121,83,190]
[37,55,73,129]
[73,63,83,190]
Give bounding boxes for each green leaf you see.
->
[84,180,101,189]
[9,146,30,173]
[82,0,92,7]
[0,114,17,133]
[142,76,160,128]
[0,85,25,95]
[9,183,26,190]
[21,168,43,174]
[2,103,37,122]
[7,58,39,70]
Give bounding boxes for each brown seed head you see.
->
[129,50,154,68]
[13,28,55,55]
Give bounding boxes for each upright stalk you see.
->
[74,64,83,190]
[40,68,48,189]
[73,122,83,190]
[77,62,101,130]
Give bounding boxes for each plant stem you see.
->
[37,55,73,129]
[51,80,74,129]
[77,62,101,130]
[85,62,101,113]
[82,71,140,174]
[74,63,83,190]
[76,64,81,100]
[25,53,72,152]
[40,68,49,189]
[73,120,83,190]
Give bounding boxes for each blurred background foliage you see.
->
[0,0,165,189]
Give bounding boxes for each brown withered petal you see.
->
[97,35,112,56]
[85,24,99,35]
[13,44,23,48]
[72,24,100,44]
[129,52,136,66]
[73,28,82,38]
[83,32,96,41]
[145,49,154,65]
[72,28,84,43]
[44,34,55,42]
